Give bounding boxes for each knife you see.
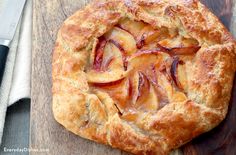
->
[0,0,26,86]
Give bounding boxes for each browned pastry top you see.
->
[52,0,236,154]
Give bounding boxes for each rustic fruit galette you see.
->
[52,0,236,154]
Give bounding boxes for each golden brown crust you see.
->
[52,0,236,154]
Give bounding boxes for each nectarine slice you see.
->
[118,18,146,39]
[104,27,137,55]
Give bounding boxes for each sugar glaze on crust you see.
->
[52,0,236,154]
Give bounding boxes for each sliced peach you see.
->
[127,49,168,71]
[154,70,171,108]
[102,42,124,71]
[90,78,125,87]
[104,27,137,55]
[128,72,140,104]
[136,26,160,49]
[156,62,188,103]
[136,72,150,103]
[95,78,130,113]
[118,18,146,39]
[158,35,184,49]
[170,46,201,55]
[141,65,170,109]
[170,57,183,90]
[128,72,148,106]
[177,61,188,91]
[87,69,126,84]
[92,37,107,71]
[108,39,128,70]
[136,26,170,49]
[87,41,128,83]
[129,72,158,111]
[158,36,200,55]
[157,41,201,56]
[136,84,158,111]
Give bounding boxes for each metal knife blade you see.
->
[0,0,26,86]
[0,0,26,46]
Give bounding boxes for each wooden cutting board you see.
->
[30,0,236,154]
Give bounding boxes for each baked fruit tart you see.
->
[52,0,236,154]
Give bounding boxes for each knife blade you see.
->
[0,0,26,86]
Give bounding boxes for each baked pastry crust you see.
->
[52,0,236,154]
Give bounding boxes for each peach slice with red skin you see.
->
[104,27,137,56]
[170,57,184,90]
[128,71,158,111]
[118,18,146,39]
[144,65,169,109]
[136,26,161,49]
[87,69,126,84]
[127,48,169,71]
[170,46,201,55]
[108,39,128,70]
[127,72,139,104]
[136,72,150,102]
[157,41,201,56]
[87,42,126,84]
[135,72,159,111]
[92,37,107,71]
[177,61,188,91]
[93,78,130,113]
[102,41,124,71]
[90,78,125,87]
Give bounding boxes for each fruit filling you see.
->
[87,18,200,118]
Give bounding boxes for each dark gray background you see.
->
[0,99,30,155]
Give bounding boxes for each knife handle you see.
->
[0,45,9,86]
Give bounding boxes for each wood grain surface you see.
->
[30,0,236,155]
